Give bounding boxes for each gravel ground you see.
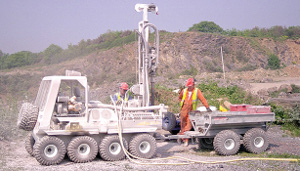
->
[0,125,299,171]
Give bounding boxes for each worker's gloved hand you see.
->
[206,107,212,112]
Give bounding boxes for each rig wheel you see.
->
[67,136,98,163]
[33,136,66,165]
[99,135,128,161]
[17,103,39,131]
[129,133,156,159]
[25,132,35,156]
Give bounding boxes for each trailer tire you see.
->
[25,132,35,156]
[162,112,176,131]
[129,133,156,159]
[67,136,98,163]
[243,128,269,154]
[99,135,128,161]
[214,130,240,155]
[33,136,66,165]
[17,103,39,131]
[198,138,214,150]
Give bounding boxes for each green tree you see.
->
[226,28,238,36]
[0,50,8,69]
[187,21,224,33]
[267,54,281,70]
[286,26,300,39]
[0,50,4,57]
[2,51,36,69]
[42,44,63,63]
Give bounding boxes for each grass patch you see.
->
[271,104,300,136]
[198,82,261,108]
[281,123,300,137]
[0,97,24,141]
[291,84,300,93]
[248,38,271,55]
[155,84,180,113]
[180,65,198,76]
[236,64,258,72]
[194,149,217,157]
[269,88,288,98]
[203,60,222,73]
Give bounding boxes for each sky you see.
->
[0,0,300,54]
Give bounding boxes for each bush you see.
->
[154,84,180,113]
[197,82,260,108]
[1,51,38,69]
[267,54,281,70]
[188,21,224,34]
[271,104,300,136]
[291,84,300,93]
[224,25,300,40]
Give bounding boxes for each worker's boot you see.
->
[183,140,189,147]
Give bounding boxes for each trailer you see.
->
[163,108,275,155]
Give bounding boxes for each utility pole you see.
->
[221,46,226,79]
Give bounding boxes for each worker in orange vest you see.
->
[178,78,212,146]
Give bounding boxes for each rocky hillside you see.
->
[1,32,300,103]
[158,32,300,75]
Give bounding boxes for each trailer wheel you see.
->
[33,136,66,165]
[162,112,176,131]
[243,128,269,154]
[67,136,98,163]
[129,133,156,159]
[25,132,35,156]
[213,130,240,155]
[99,135,128,161]
[17,103,39,131]
[198,138,214,150]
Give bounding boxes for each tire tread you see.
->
[213,130,240,156]
[129,133,156,159]
[243,128,269,154]
[67,136,98,163]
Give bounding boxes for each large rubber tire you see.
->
[129,133,156,159]
[99,135,128,161]
[162,112,176,131]
[67,136,98,163]
[213,130,240,156]
[33,136,66,165]
[17,103,39,131]
[243,128,269,154]
[198,138,214,150]
[25,132,35,156]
